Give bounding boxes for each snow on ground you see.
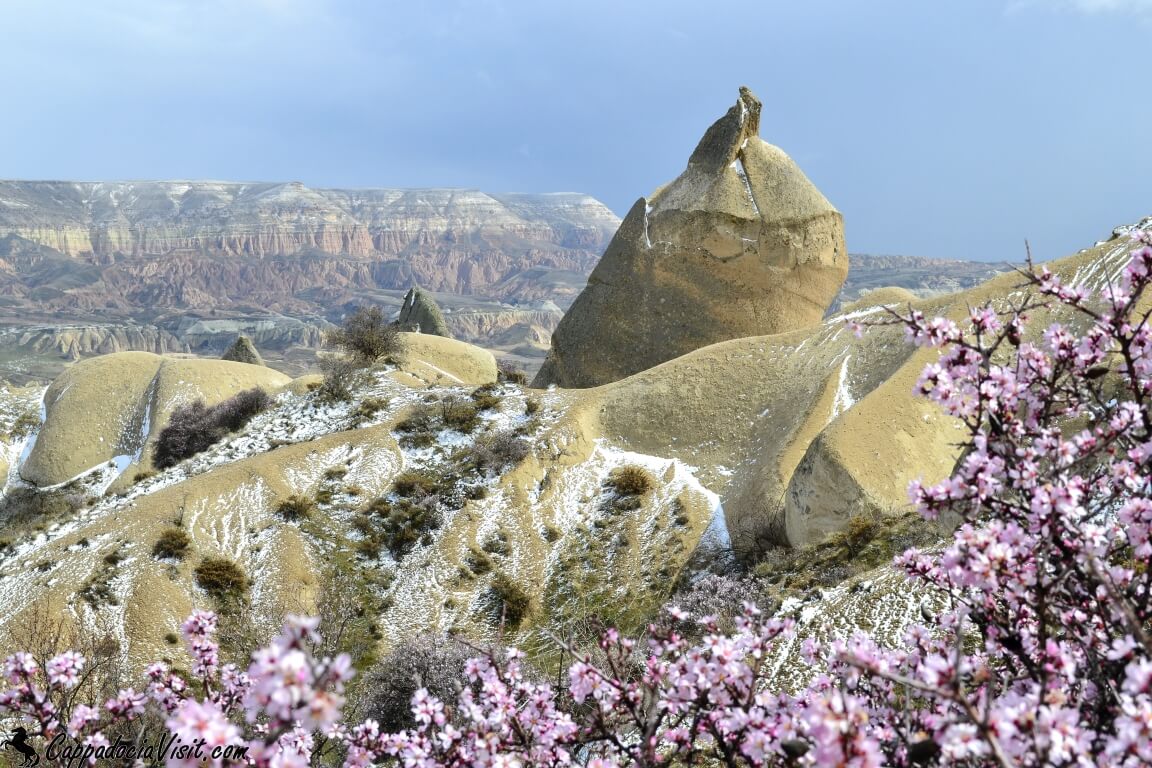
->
[731,158,760,216]
[380,399,732,644]
[830,354,855,421]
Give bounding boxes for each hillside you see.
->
[0,179,1018,385]
[0,217,1145,680]
[0,182,619,380]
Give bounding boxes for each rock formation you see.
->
[396,287,451,337]
[533,87,848,388]
[20,353,291,488]
[221,335,266,366]
[0,217,1143,669]
[0,184,619,302]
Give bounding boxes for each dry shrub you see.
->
[470,383,502,411]
[392,471,441,498]
[193,557,248,605]
[153,527,191,560]
[489,572,531,629]
[470,430,530,473]
[326,305,401,363]
[276,495,315,521]
[153,387,272,469]
[441,398,480,433]
[317,355,369,403]
[496,359,528,385]
[355,635,473,732]
[606,465,654,497]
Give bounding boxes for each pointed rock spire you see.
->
[533,86,848,389]
[221,335,265,367]
[397,286,452,338]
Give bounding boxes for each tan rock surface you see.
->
[395,332,498,387]
[534,87,848,388]
[22,353,290,487]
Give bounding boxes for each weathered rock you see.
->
[21,353,290,487]
[397,287,451,337]
[534,87,848,388]
[392,332,498,387]
[221,335,266,366]
[0,183,619,304]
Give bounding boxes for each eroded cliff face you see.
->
[0,183,618,301]
[0,182,617,381]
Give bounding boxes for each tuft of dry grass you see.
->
[606,465,654,497]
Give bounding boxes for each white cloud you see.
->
[1009,0,1152,14]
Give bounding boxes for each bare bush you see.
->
[211,387,272,431]
[355,634,473,733]
[317,355,370,403]
[153,387,272,469]
[661,573,773,637]
[326,306,402,364]
[496,359,528,385]
[470,430,530,473]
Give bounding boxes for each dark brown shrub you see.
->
[153,527,191,560]
[441,398,480,433]
[470,431,530,473]
[193,557,248,603]
[277,495,315,520]
[153,401,220,469]
[212,387,272,432]
[606,465,654,497]
[489,573,531,629]
[392,471,441,498]
[153,388,272,469]
[470,384,502,411]
[379,499,441,559]
[354,396,390,422]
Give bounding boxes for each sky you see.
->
[1,0,1149,264]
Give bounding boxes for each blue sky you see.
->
[1,0,1149,263]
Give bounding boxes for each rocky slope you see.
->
[0,218,1144,677]
[535,87,847,388]
[0,183,618,381]
[0,183,618,276]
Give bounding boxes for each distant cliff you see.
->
[0,181,620,303]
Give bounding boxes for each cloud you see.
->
[1009,0,1152,14]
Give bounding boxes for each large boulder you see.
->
[392,332,498,387]
[21,353,290,487]
[534,86,848,388]
[397,287,452,338]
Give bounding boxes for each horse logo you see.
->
[1,727,39,767]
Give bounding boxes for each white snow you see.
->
[731,158,760,216]
[830,305,886,323]
[830,355,855,421]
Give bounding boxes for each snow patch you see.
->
[830,355,855,421]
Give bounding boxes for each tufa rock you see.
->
[221,335,266,366]
[533,86,848,388]
[397,287,452,338]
